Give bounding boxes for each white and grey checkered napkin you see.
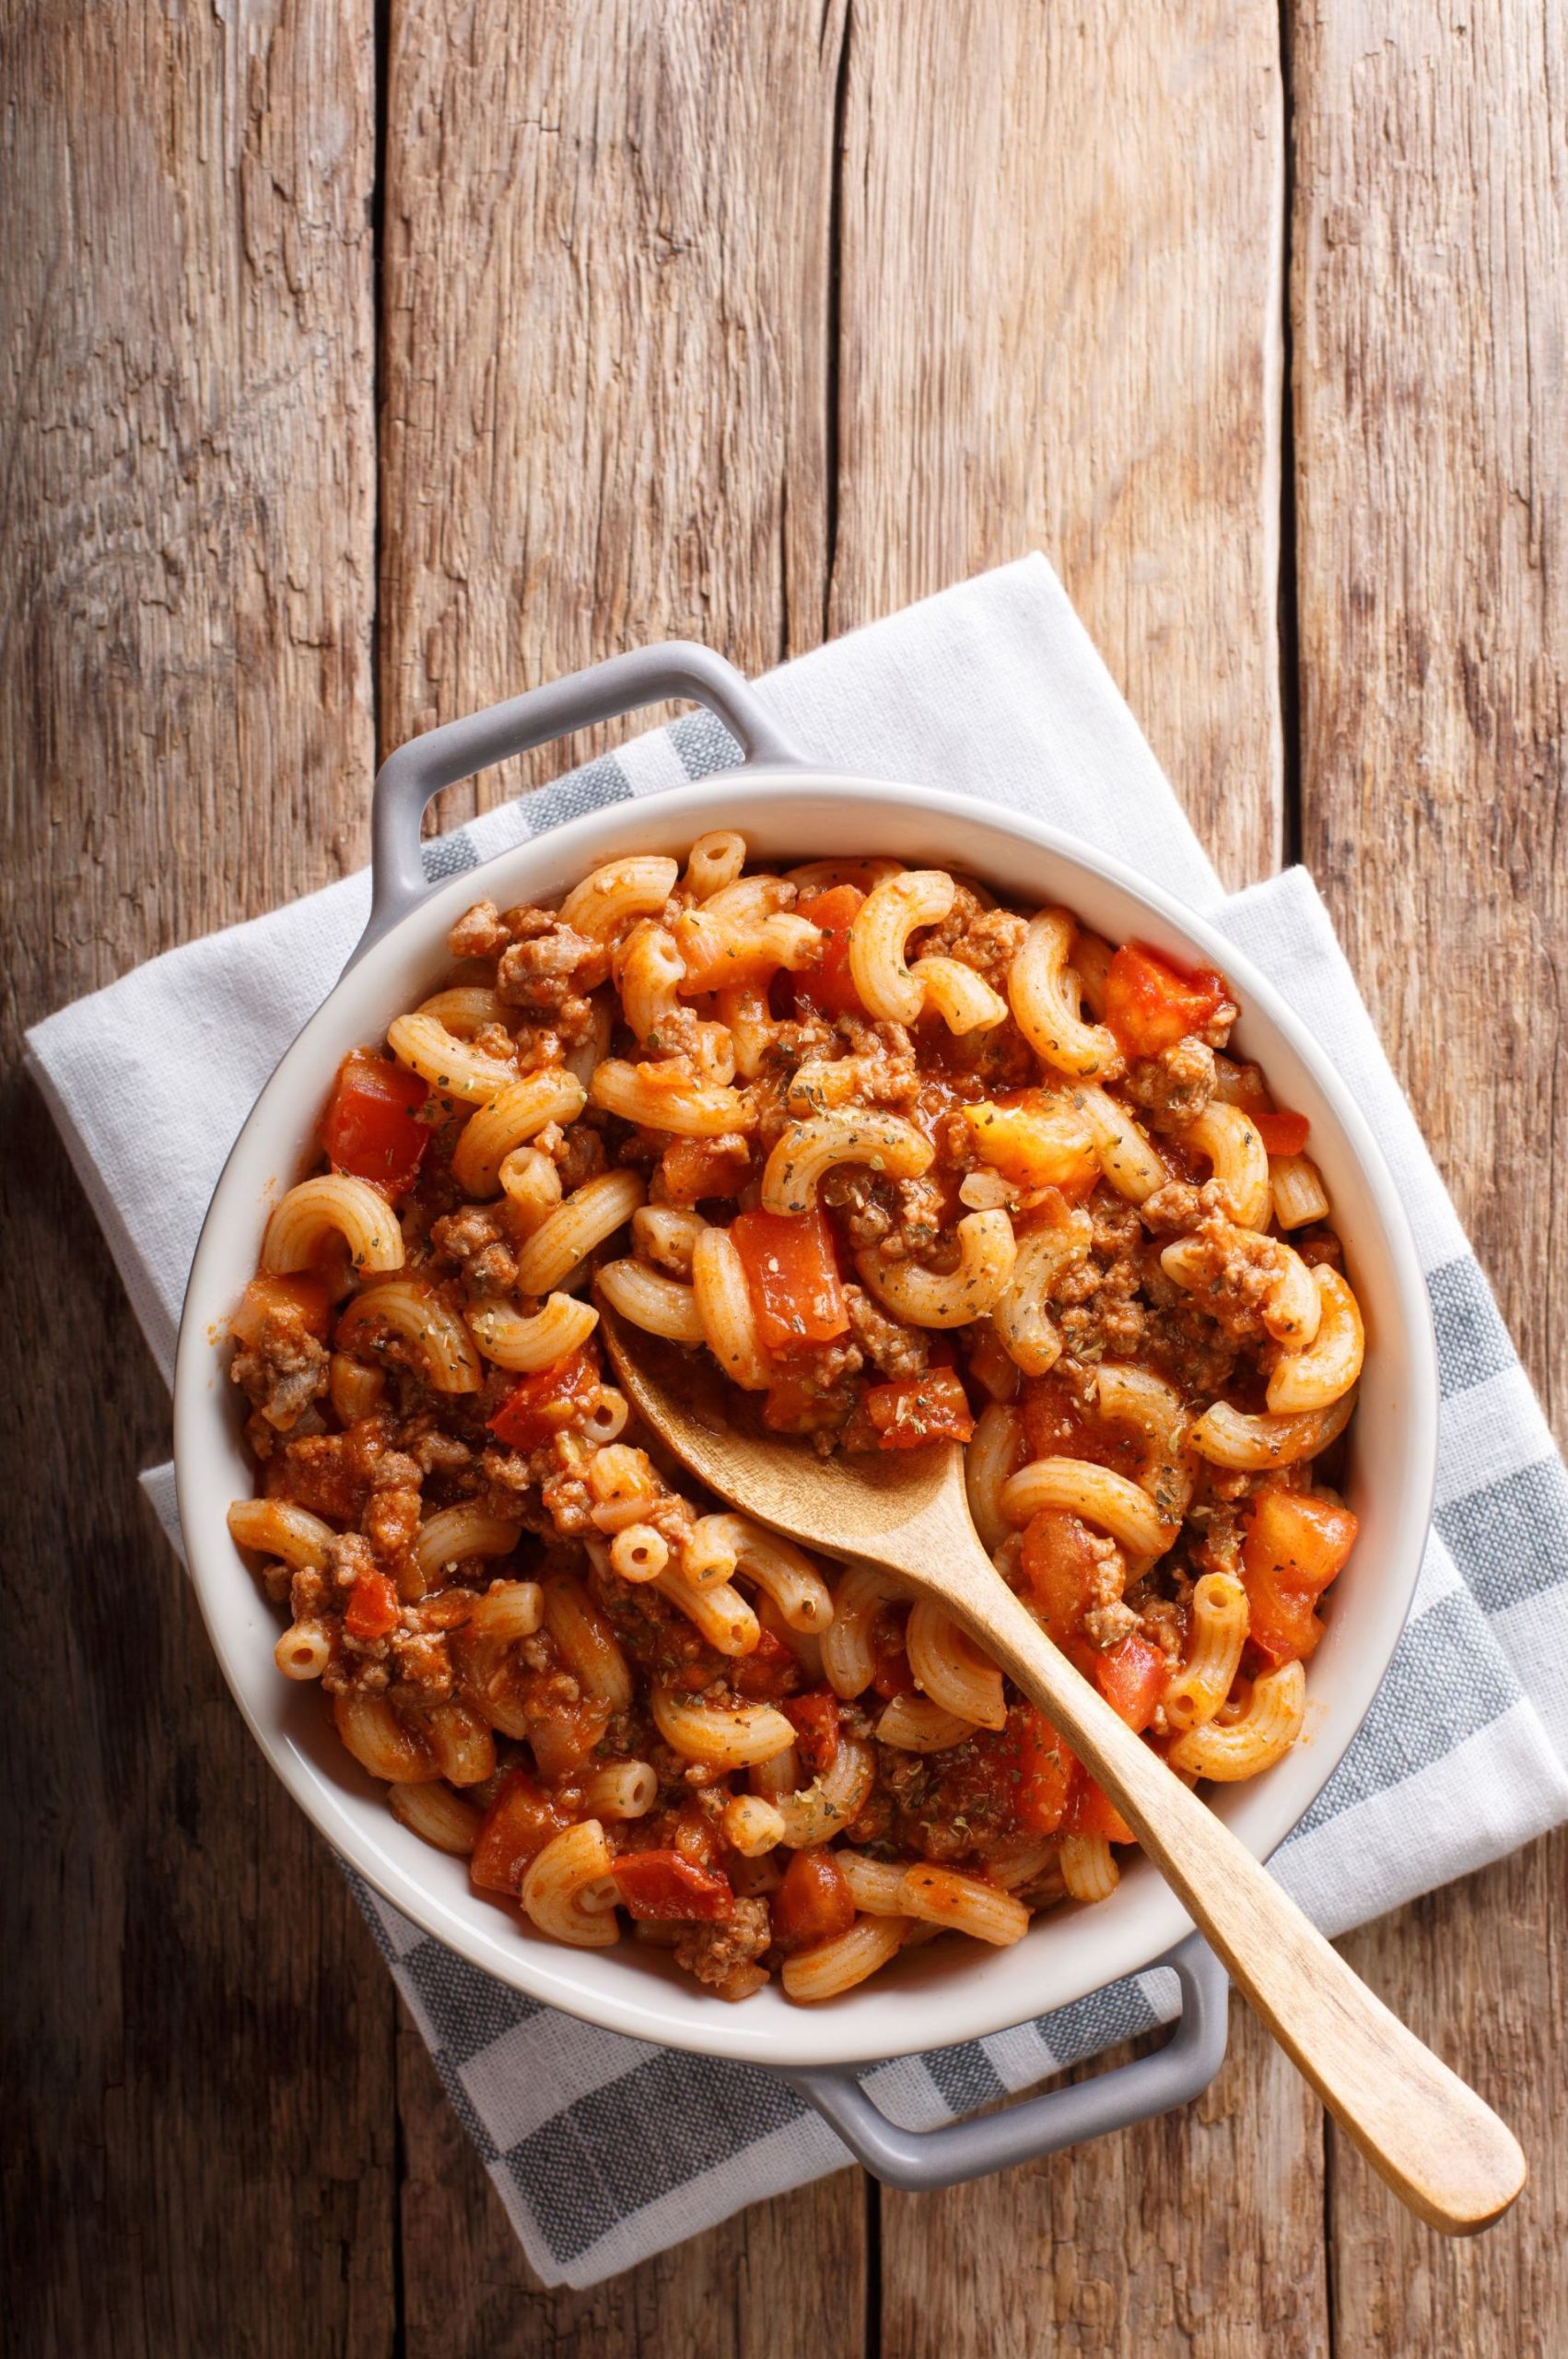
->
[28,556,1568,2288]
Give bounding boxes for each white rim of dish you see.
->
[174,770,1438,2068]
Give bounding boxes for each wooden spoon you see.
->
[601,1309,1525,2236]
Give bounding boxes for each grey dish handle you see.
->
[352,640,807,968]
[785,1935,1228,2192]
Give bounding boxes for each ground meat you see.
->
[1123,1037,1217,1128]
[1080,1532,1136,1651]
[909,886,1028,989]
[673,1895,772,1995]
[844,1284,930,1379]
[823,1166,945,1259]
[390,1625,453,1701]
[448,899,509,960]
[1055,1191,1151,1364]
[551,1122,607,1192]
[1139,1179,1203,1236]
[1161,1211,1286,1345]
[405,1425,474,1477]
[828,1015,921,1108]
[1294,1226,1344,1272]
[429,1206,507,1265]
[366,1483,422,1563]
[496,906,608,1020]
[230,1310,330,1432]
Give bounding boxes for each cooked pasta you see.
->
[229,832,1362,2006]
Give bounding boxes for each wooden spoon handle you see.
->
[943,1543,1525,2235]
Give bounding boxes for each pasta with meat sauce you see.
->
[227,840,1362,2001]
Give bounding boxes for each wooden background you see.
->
[4,1,1563,2351]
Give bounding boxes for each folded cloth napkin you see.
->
[28,555,1568,2289]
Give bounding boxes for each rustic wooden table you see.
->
[5,5,1563,2353]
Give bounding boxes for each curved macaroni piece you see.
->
[275,1619,332,1680]
[1266,1267,1364,1413]
[466,1291,600,1372]
[591,1058,755,1140]
[857,1209,1016,1331]
[558,854,679,943]
[1167,1661,1307,1780]
[427,1702,496,1787]
[583,1759,659,1822]
[1271,1152,1331,1231]
[333,1694,432,1783]
[1001,1454,1176,1557]
[1070,931,1115,1017]
[649,1565,760,1656]
[1094,1362,1199,1528]
[616,922,686,1045]
[721,1793,787,1857]
[1163,1572,1249,1734]
[690,1226,771,1390]
[820,1563,907,1698]
[631,1204,706,1276]
[1180,1102,1271,1229]
[784,856,903,894]
[497,1145,563,1231]
[1189,1389,1356,1471]
[673,904,822,992]
[336,1279,483,1391]
[328,1351,385,1423]
[780,1915,908,2001]
[1008,911,1120,1078]
[415,987,507,1037]
[692,1515,834,1631]
[390,1780,481,1855]
[684,829,748,900]
[451,1067,587,1197]
[412,1505,523,1584]
[543,1574,634,1708]
[848,869,956,1023]
[965,1401,1024,1553]
[906,1598,1008,1731]
[874,1693,978,1753]
[513,1169,646,1297]
[715,984,779,1081]
[387,1013,517,1104]
[761,1109,932,1217]
[227,1497,335,1569]
[680,1513,741,1589]
[262,1173,404,1277]
[989,1837,1064,1896]
[898,1863,1030,1947]
[907,955,1009,1035]
[650,1685,796,1767]
[521,1819,621,1949]
[1262,1242,1323,1348]
[784,1056,861,1115]
[464,1579,545,1643]
[563,992,614,1092]
[1075,1084,1167,1203]
[1060,1833,1120,1903]
[773,1733,876,1848]
[586,1442,659,1531]
[835,1851,910,1914]
[608,1523,666,1582]
[991,1207,1093,1375]
[1159,1226,1321,1356]
[595,1257,704,1345]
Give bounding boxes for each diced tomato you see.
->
[1019,1509,1102,1648]
[795,885,868,1016]
[1065,1769,1135,1846]
[487,1344,601,1449]
[1103,944,1231,1061]
[731,1626,800,1701]
[964,1094,1099,1194]
[1007,1706,1074,1837]
[731,1205,849,1353]
[344,1568,400,1642]
[1094,1632,1169,1733]
[763,1369,848,1438]
[865,1368,976,1450]
[781,1690,840,1779]
[771,1848,857,1953]
[229,1272,333,1349]
[1241,1488,1359,1666]
[611,1849,734,1922]
[470,1772,571,1895]
[322,1050,430,1198]
[1254,1109,1311,1156]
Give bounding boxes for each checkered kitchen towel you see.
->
[27,557,1568,2286]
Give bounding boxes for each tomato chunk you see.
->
[322,1050,430,1198]
[731,1205,849,1353]
[1018,1509,1104,1649]
[781,1690,840,1778]
[1254,1109,1311,1156]
[611,1848,734,1922]
[1065,1769,1135,1846]
[730,1625,800,1701]
[964,1094,1099,1194]
[1103,944,1231,1061]
[487,1344,600,1449]
[344,1568,400,1642]
[865,1367,976,1450]
[229,1272,333,1349]
[1005,1706,1074,1837]
[470,1772,571,1895]
[771,1848,856,1952]
[1094,1631,1169,1733]
[1242,1488,1359,1666]
[795,885,868,1016]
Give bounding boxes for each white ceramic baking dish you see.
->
[173,645,1436,2182]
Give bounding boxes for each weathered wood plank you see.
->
[831,6,1328,2347]
[379,7,864,2345]
[0,4,386,2353]
[1291,2,1568,2350]
[828,0,1289,892]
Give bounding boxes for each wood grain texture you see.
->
[0,4,387,2355]
[829,0,1288,888]
[1291,0,1568,2349]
